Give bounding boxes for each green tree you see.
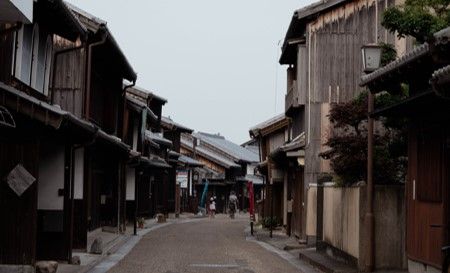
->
[320,91,408,186]
[382,0,450,43]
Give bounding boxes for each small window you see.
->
[15,24,34,83]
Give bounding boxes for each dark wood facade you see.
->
[0,120,40,265]
[362,28,450,270]
[0,0,138,267]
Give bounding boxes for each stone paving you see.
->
[106,213,314,273]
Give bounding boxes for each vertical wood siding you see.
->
[51,47,85,118]
[302,0,397,186]
[0,126,39,265]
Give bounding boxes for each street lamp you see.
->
[361,43,381,273]
[362,44,382,73]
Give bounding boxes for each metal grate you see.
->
[0,106,16,128]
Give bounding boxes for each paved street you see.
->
[107,215,303,273]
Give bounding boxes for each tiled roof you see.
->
[194,132,259,163]
[66,2,136,81]
[360,43,430,86]
[128,86,168,104]
[249,113,289,137]
[280,132,306,152]
[178,155,203,167]
[161,116,193,133]
[145,131,172,147]
[236,174,264,185]
[181,137,240,169]
[125,94,158,121]
[0,81,129,152]
[431,64,450,84]
[361,26,450,87]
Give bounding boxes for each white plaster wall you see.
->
[74,148,84,200]
[306,185,317,236]
[322,186,360,259]
[38,143,65,210]
[126,166,135,201]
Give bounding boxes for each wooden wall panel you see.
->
[0,128,39,265]
[407,122,448,268]
[52,48,85,118]
[0,28,14,84]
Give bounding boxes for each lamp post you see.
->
[361,44,382,272]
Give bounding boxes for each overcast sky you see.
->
[66,0,314,144]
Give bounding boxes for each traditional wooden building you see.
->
[279,0,410,244]
[62,4,138,252]
[124,88,171,226]
[125,86,171,217]
[193,132,259,210]
[161,116,194,214]
[361,27,450,273]
[174,153,204,213]
[180,132,258,213]
[0,0,138,268]
[249,114,291,226]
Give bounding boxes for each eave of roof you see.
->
[180,138,240,169]
[67,3,136,81]
[161,116,193,133]
[280,0,350,65]
[360,43,431,88]
[145,130,172,148]
[128,86,168,105]
[249,114,290,137]
[36,0,88,42]
[194,132,259,163]
[0,81,129,152]
[125,95,158,122]
[361,26,450,90]
[178,154,204,167]
[146,155,172,169]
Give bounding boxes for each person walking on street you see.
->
[209,197,216,218]
[228,191,239,219]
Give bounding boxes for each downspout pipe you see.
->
[366,92,375,272]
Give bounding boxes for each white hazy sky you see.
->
[65,0,315,144]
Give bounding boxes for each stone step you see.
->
[298,248,358,273]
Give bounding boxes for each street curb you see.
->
[82,222,173,273]
[82,217,205,273]
[245,227,320,273]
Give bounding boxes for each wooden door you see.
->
[407,124,448,268]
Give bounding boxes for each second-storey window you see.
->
[13,23,53,95]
